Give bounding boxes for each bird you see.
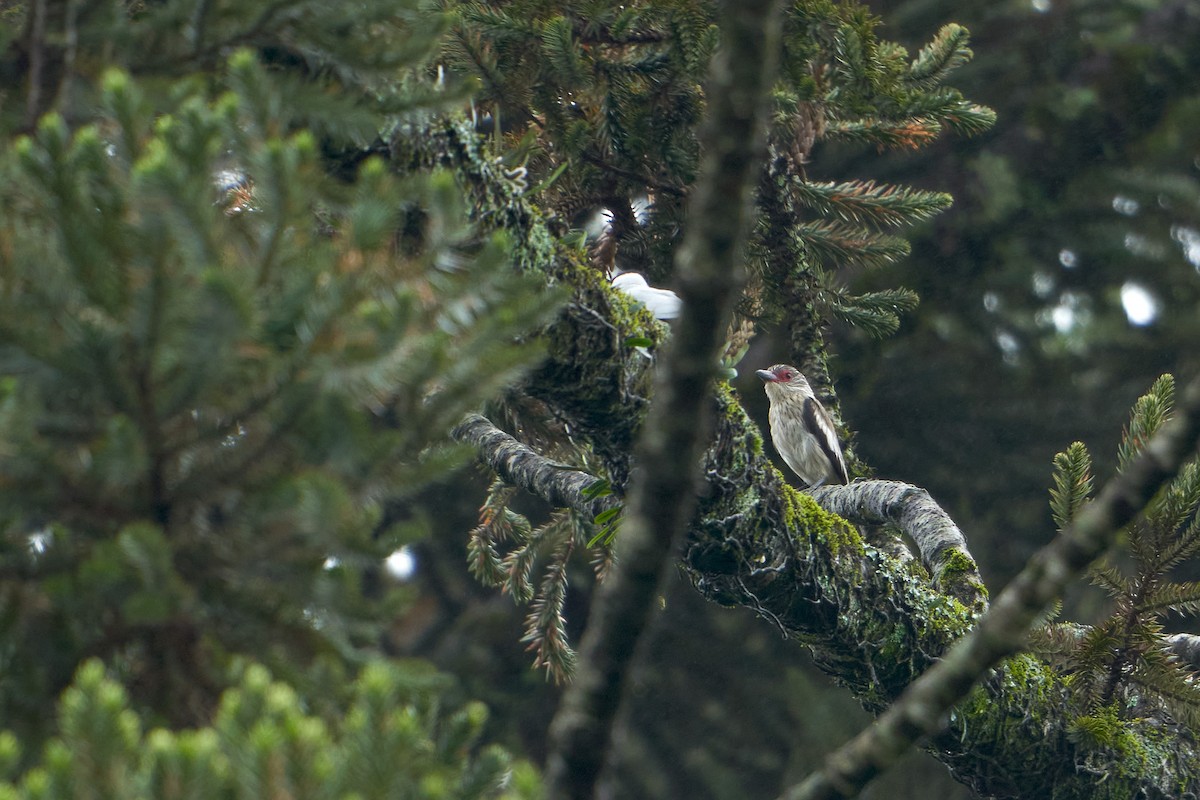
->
[611,271,682,321]
[756,364,849,489]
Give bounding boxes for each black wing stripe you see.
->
[803,397,849,485]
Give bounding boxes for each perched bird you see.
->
[611,271,682,321]
[756,364,849,489]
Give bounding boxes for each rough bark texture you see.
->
[1168,634,1200,672]
[542,1,787,796]
[451,414,619,520]
[421,45,1200,800]
[787,375,1200,800]
[810,482,986,612]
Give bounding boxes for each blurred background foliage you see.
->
[826,0,1200,587]
[0,0,550,791]
[0,0,1197,798]
[0,659,538,799]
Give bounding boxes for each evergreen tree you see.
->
[0,0,552,785]
[0,659,537,799]
[1036,376,1200,729]
[835,0,1200,587]
[441,0,993,679]
[3,0,1200,798]
[435,1,1200,797]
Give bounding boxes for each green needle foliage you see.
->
[468,478,606,682]
[1049,442,1094,533]
[0,0,558,751]
[1035,375,1200,728]
[441,0,990,282]
[756,8,993,350]
[0,660,538,800]
[442,0,993,675]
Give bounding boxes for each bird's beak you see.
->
[755,369,776,382]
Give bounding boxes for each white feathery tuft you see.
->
[611,271,682,321]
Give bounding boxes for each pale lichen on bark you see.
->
[810,481,986,612]
[421,53,1200,800]
[454,379,1200,799]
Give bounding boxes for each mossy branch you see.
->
[458,357,1200,800]
[451,414,619,521]
[786,373,1200,800]
[810,481,986,612]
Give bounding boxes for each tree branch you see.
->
[542,0,787,796]
[450,413,619,520]
[810,481,986,611]
[453,422,985,627]
[459,342,1200,798]
[785,373,1200,800]
[1167,633,1200,672]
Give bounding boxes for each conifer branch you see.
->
[826,288,919,339]
[543,0,787,795]
[796,221,911,267]
[1050,442,1095,530]
[893,94,996,137]
[791,179,952,229]
[467,480,521,587]
[579,150,686,197]
[823,117,942,150]
[1137,581,1200,615]
[784,373,1200,800]
[541,16,588,86]
[523,531,578,681]
[1152,462,1200,569]
[934,101,998,137]
[906,23,973,88]
[451,414,619,522]
[457,3,541,38]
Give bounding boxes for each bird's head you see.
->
[755,364,811,393]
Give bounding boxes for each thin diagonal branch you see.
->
[784,373,1200,800]
[542,0,787,796]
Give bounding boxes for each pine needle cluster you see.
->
[0,660,538,800]
[1034,375,1200,728]
[440,0,714,275]
[467,470,613,683]
[0,0,557,742]
[755,9,993,345]
[442,1,993,344]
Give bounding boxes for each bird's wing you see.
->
[803,398,849,485]
[611,272,648,289]
[612,273,681,321]
[643,287,681,320]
